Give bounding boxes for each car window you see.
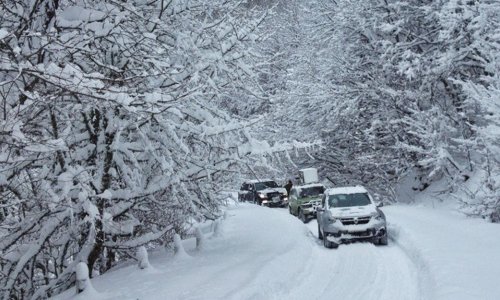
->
[299,186,324,198]
[328,193,371,208]
[255,181,278,190]
[240,184,247,191]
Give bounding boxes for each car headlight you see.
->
[257,193,266,199]
[328,216,336,223]
[372,212,384,221]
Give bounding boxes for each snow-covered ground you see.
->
[54,203,500,300]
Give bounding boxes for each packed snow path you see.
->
[55,203,500,300]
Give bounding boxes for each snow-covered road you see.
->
[54,203,500,300]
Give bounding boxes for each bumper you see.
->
[300,201,321,217]
[301,206,318,217]
[323,219,387,244]
[262,197,288,207]
[326,227,386,243]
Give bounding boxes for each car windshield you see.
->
[328,193,371,208]
[299,186,325,198]
[255,181,278,191]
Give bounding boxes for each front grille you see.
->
[340,216,371,226]
[349,230,372,237]
[267,192,280,199]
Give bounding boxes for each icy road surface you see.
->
[55,203,500,300]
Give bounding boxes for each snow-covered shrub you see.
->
[75,262,95,294]
[213,219,223,238]
[195,227,206,251]
[137,246,151,270]
[173,234,189,259]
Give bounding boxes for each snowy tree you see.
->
[450,0,500,220]
[0,0,268,298]
[259,0,500,204]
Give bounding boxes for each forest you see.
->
[1,0,499,298]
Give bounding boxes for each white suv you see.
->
[316,186,387,248]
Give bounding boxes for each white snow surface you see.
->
[53,203,500,300]
[325,185,368,195]
[329,203,378,218]
[295,182,325,190]
[0,28,8,39]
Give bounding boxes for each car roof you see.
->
[293,183,325,190]
[325,186,368,195]
[245,179,276,184]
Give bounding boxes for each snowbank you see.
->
[385,205,500,300]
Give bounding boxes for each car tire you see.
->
[377,234,388,246]
[298,209,309,223]
[323,231,338,249]
[318,223,323,240]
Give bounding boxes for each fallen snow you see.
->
[52,203,500,300]
[325,185,368,195]
[0,28,8,39]
[384,205,500,300]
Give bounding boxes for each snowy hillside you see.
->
[53,203,500,300]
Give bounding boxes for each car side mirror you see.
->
[376,202,384,208]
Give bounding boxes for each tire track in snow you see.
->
[174,206,430,300]
[387,222,435,300]
[213,205,318,300]
[287,217,426,300]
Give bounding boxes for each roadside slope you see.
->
[384,205,500,300]
[53,204,314,300]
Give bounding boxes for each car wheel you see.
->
[323,231,338,249]
[298,209,309,224]
[377,234,388,246]
[318,223,323,240]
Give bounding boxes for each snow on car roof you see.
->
[295,183,325,190]
[325,186,368,195]
[246,179,275,183]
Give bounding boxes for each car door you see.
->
[317,194,327,228]
[238,183,248,201]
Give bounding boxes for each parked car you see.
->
[316,186,387,249]
[238,180,288,207]
[288,183,325,223]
